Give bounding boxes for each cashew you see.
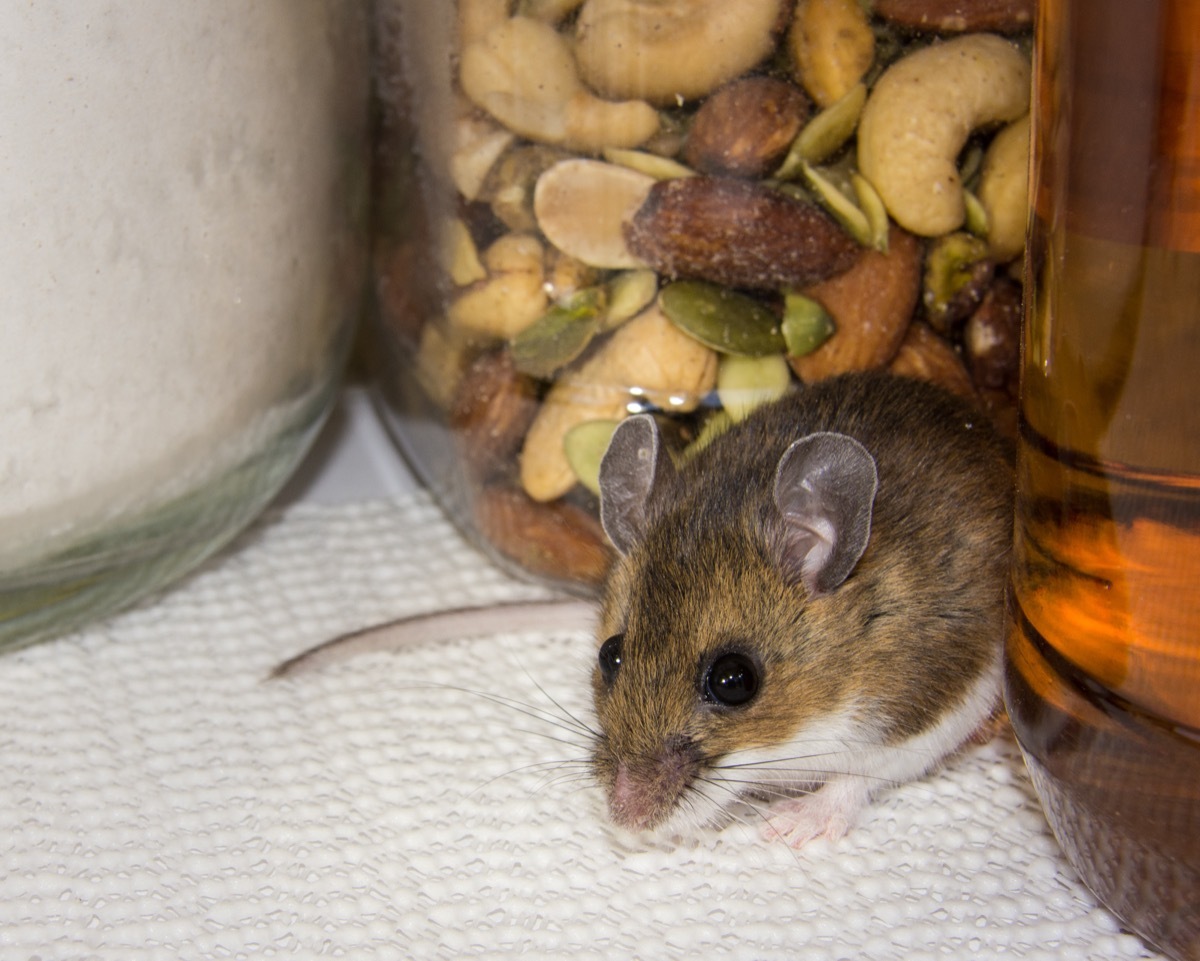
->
[459,17,660,151]
[533,159,656,269]
[517,0,588,22]
[520,303,718,500]
[789,0,876,108]
[574,0,783,105]
[447,232,549,340]
[978,113,1030,261]
[856,33,1031,237]
[439,217,487,286]
[450,104,516,202]
[458,0,510,47]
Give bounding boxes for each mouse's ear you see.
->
[599,413,674,555]
[773,431,878,596]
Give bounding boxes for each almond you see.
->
[873,0,1035,34]
[683,77,810,179]
[788,224,921,381]
[450,349,542,482]
[888,321,978,400]
[624,176,861,291]
[473,484,613,587]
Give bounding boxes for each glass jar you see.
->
[368,0,1033,592]
[1005,1,1200,958]
[0,2,370,652]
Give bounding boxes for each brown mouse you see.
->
[590,370,1013,845]
[273,371,1013,848]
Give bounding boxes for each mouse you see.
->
[273,370,1014,848]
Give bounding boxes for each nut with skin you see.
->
[874,0,1036,34]
[789,224,922,382]
[789,0,876,108]
[888,321,978,400]
[625,176,862,291]
[460,16,660,151]
[450,349,543,481]
[473,484,614,586]
[520,303,718,501]
[977,113,1030,261]
[963,275,1021,395]
[856,33,1031,237]
[574,0,784,105]
[683,76,811,178]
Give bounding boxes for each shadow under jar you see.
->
[367,0,1034,593]
[0,1,371,652]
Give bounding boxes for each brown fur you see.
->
[591,371,1014,830]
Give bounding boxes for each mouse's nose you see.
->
[607,738,700,831]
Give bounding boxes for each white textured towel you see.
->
[0,493,1166,960]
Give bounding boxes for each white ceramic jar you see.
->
[0,2,370,649]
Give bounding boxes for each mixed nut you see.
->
[372,0,1034,589]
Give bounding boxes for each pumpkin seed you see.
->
[963,188,990,238]
[510,288,605,379]
[801,162,873,247]
[659,281,784,356]
[602,147,698,181]
[678,409,734,463]
[716,353,792,422]
[781,292,836,357]
[603,269,659,330]
[851,173,890,252]
[775,83,867,178]
[563,418,621,495]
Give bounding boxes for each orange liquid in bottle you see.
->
[1006,2,1200,958]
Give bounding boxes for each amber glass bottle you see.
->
[1006,2,1200,958]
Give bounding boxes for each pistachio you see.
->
[888,321,977,400]
[789,0,876,108]
[659,281,784,356]
[922,231,994,334]
[625,176,862,291]
[775,82,867,175]
[789,224,921,381]
[473,484,613,586]
[574,0,783,105]
[874,0,1036,34]
[563,419,622,495]
[511,288,606,379]
[716,353,793,421]
[534,158,656,269]
[781,291,836,357]
[683,77,811,179]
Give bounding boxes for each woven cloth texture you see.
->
[0,494,1166,960]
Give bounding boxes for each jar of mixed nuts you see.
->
[368,0,1031,592]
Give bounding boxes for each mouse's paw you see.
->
[761,780,869,848]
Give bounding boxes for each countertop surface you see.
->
[0,388,1169,961]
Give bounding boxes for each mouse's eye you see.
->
[703,652,760,707]
[598,634,623,684]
